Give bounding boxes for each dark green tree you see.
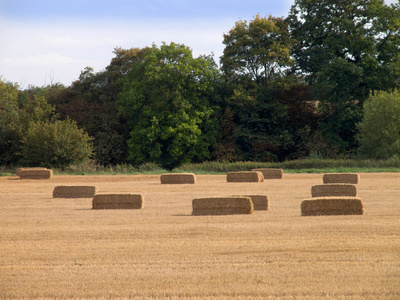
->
[287,0,400,155]
[118,42,220,169]
[220,15,299,161]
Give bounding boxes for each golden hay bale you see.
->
[251,168,283,179]
[53,186,97,198]
[92,194,144,209]
[16,167,48,176]
[226,171,264,183]
[311,184,357,197]
[231,194,269,210]
[192,197,254,215]
[18,168,53,179]
[301,197,364,216]
[323,173,359,184]
[160,173,196,184]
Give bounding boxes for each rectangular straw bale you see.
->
[92,194,143,209]
[323,173,359,184]
[311,184,357,197]
[231,194,269,210]
[251,168,283,179]
[160,173,196,184]
[192,197,253,215]
[16,167,48,176]
[53,185,97,198]
[227,171,264,182]
[301,197,364,216]
[18,168,53,179]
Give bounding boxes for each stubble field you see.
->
[0,173,399,299]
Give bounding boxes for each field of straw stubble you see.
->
[0,173,399,299]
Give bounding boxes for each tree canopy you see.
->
[117,42,220,169]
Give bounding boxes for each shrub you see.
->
[357,89,400,159]
[21,119,93,169]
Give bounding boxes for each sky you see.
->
[0,0,398,88]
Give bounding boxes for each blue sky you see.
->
[0,0,397,87]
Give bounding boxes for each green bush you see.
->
[358,89,400,159]
[21,119,93,169]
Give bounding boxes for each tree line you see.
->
[1,0,400,169]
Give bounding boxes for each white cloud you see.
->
[0,17,232,86]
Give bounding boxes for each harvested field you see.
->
[0,173,400,299]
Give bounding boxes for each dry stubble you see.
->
[0,173,399,299]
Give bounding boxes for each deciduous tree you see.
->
[118,42,220,169]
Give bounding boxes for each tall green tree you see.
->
[118,42,220,169]
[287,0,400,155]
[219,15,299,161]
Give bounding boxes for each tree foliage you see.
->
[47,48,149,166]
[287,0,400,155]
[358,89,400,159]
[21,119,93,169]
[219,15,313,162]
[221,14,293,83]
[288,0,400,106]
[118,42,220,169]
[0,79,56,165]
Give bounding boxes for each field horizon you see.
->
[1,173,399,299]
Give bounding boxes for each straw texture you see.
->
[231,194,269,210]
[16,167,48,176]
[251,168,283,179]
[92,194,144,209]
[18,168,53,179]
[192,197,253,215]
[227,171,264,182]
[53,186,97,198]
[311,184,357,197]
[301,197,364,216]
[323,173,360,184]
[160,173,196,184]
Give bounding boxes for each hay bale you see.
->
[231,194,269,210]
[53,186,97,198]
[251,168,283,179]
[311,184,357,197]
[192,197,253,215]
[92,194,144,209]
[323,173,359,184]
[160,173,196,184]
[301,197,364,216]
[16,167,48,176]
[18,168,53,179]
[226,171,264,183]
